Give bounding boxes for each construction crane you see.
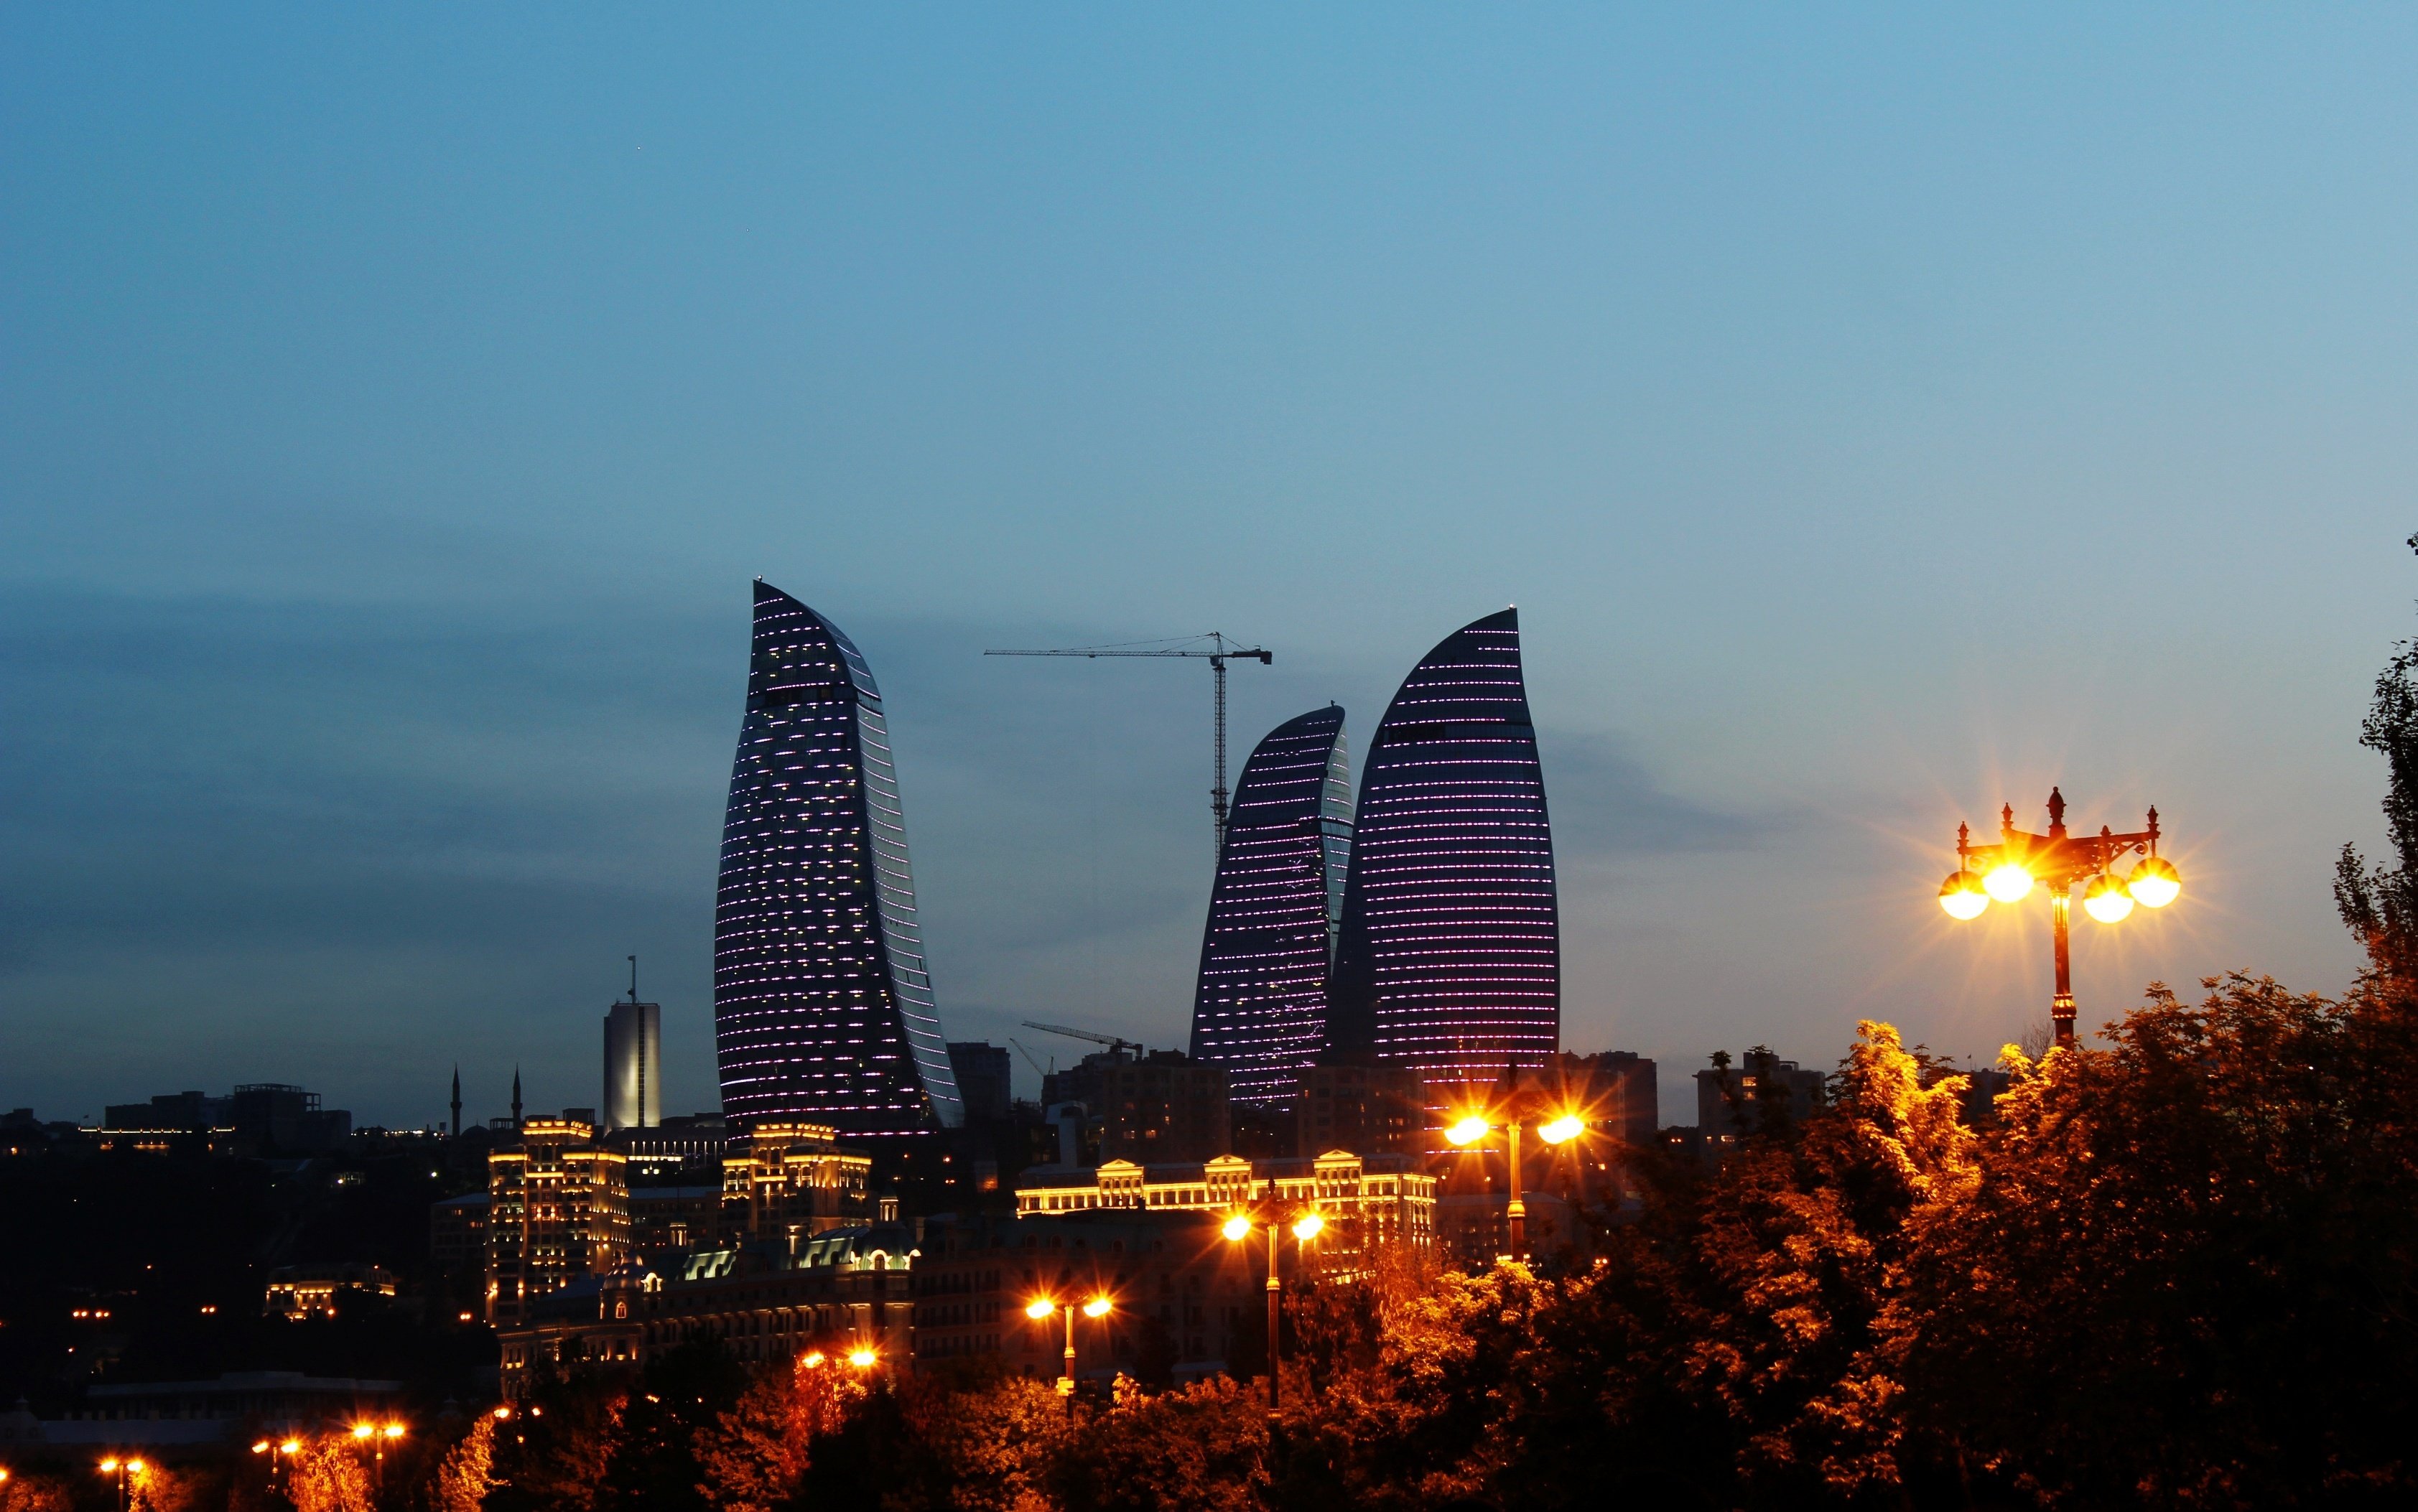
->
[1022,1019,1145,1059]
[1008,1038,1054,1078]
[985,633,1273,846]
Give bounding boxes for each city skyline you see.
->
[6,9,2414,1128]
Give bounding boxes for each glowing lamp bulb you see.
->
[1537,1114,1585,1145]
[1446,1116,1489,1147]
[281,1441,302,1455]
[801,1351,825,1368]
[100,1460,118,1474]
[1291,1213,1324,1241]
[847,1349,878,1368]
[126,1462,144,1475]
[2083,873,2134,924]
[1082,1296,1112,1318]
[384,1424,406,1439]
[1026,1299,1056,1320]
[2126,856,2181,909]
[1221,1215,1253,1242]
[1983,862,2034,904]
[1938,869,1989,920]
[352,1424,374,1440]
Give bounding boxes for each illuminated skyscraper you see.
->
[1189,706,1352,1106]
[1325,610,1558,1081]
[713,582,964,1135]
[603,994,661,1133]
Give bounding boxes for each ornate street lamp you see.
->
[1940,788,2181,1049]
[1222,1208,1323,1416]
[1026,1294,1113,1417]
[1445,1103,1586,1262]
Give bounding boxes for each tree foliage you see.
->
[422,1417,499,1512]
[288,1439,373,1512]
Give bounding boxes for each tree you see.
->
[1904,974,2418,1507]
[423,1417,498,1512]
[694,1355,860,1512]
[1047,1376,1267,1512]
[0,1473,74,1512]
[2336,533,2418,981]
[486,1373,626,1512]
[600,1337,750,1512]
[289,1439,375,1512]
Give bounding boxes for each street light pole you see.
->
[1026,1294,1111,1420]
[1447,1106,1585,1264]
[1940,788,2182,1049]
[1503,1118,1525,1259]
[1264,1218,1280,1414]
[1222,1209,1323,1417]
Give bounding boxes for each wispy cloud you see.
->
[1540,729,1771,863]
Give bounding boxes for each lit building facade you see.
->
[1015,1150,1436,1256]
[1326,609,1559,1081]
[1189,706,1354,1106]
[496,1224,920,1396]
[714,581,964,1136]
[603,996,661,1132]
[487,1116,628,1327]
[721,1121,875,1240]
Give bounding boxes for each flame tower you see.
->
[1325,609,1558,1080]
[713,582,964,1134]
[1188,706,1353,1106]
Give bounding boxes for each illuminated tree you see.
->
[695,1355,860,1512]
[289,1439,373,1512]
[424,1417,498,1512]
[1047,1376,1267,1512]
[0,1473,74,1512]
[1903,974,2418,1506]
[486,1376,626,1512]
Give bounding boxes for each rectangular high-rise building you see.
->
[947,1042,1014,1124]
[486,1115,628,1327]
[603,997,661,1132]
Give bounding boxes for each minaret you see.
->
[511,1067,523,1129]
[450,1066,462,1137]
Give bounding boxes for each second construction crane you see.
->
[985,633,1272,847]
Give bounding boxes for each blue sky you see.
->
[6,6,2416,1126]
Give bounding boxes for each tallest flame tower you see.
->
[713,582,964,1135]
[1324,608,1559,1081]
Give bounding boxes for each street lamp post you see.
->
[1446,1107,1586,1263]
[1025,1294,1112,1419]
[1221,1209,1323,1416]
[98,1457,144,1512]
[1939,788,2182,1050]
[353,1422,406,1490]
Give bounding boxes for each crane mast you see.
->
[984,633,1273,847]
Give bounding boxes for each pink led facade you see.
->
[1325,610,1559,1081]
[1189,706,1353,1106]
[713,582,964,1136]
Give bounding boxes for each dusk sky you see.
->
[6,7,2417,1128]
